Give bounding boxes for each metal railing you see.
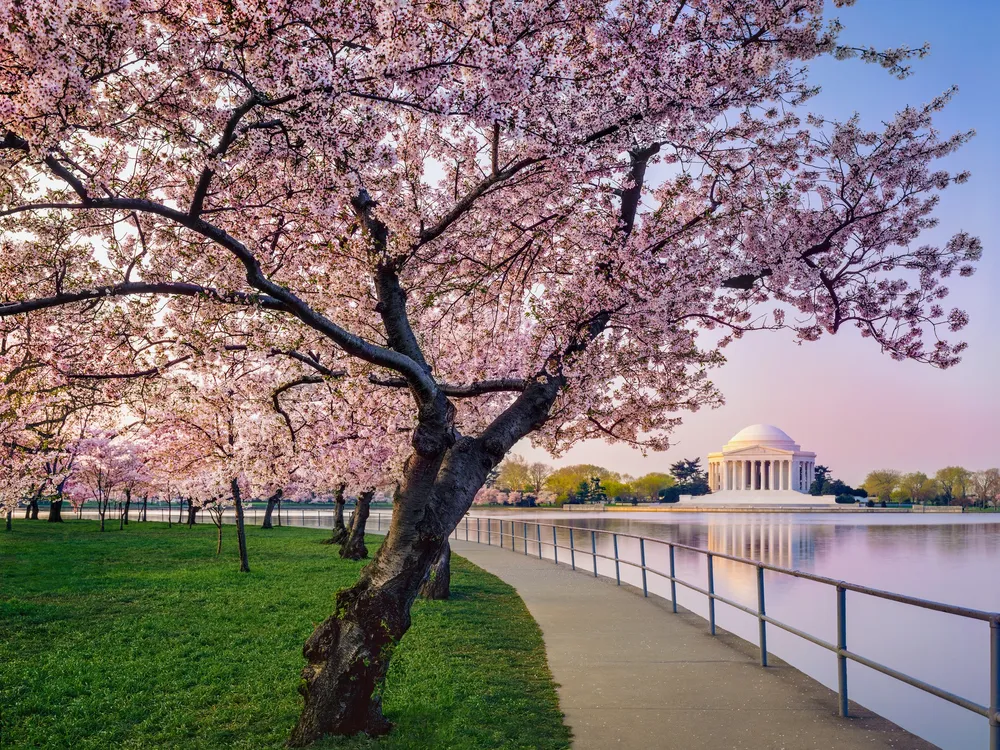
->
[436,513,1000,750]
[70,505,1000,747]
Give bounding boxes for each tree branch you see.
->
[369,374,526,397]
[0,281,286,317]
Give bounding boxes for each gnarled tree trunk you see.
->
[419,541,451,600]
[339,490,373,561]
[261,489,282,529]
[141,495,148,521]
[232,479,250,573]
[4,510,11,531]
[123,491,131,526]
[47,498,64,523]
[290,425,495,744]
[321,484,347,544]
[290,375,560,745]
[187,502,198,527]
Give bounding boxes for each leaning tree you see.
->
[0,1,982,743]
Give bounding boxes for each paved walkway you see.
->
[452,541,935,750]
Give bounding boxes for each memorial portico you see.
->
[706,424,817,495]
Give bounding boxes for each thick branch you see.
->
[369,374,525,397]
[0,281,286,317]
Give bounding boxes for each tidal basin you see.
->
[471,510,1000,750]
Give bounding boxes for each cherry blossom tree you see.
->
[0,1,983,742]
[65,430,143,532]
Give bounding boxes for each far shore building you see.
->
[697,424,832,506]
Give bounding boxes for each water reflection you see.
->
[479,510,1000,750]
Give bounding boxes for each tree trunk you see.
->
[232,479,250,573]
[277,498,282,526]
[290,377,560,744]
[322,485,348,544]
[123,492,131,526]
[289,501,449,743]
[215,517,223,555]
[339,490,373,561]
[47,498,64,523]
[167,499,172,527]
[142,495,148,521]
[261,489,282,529]
[99,498,106,532]
[187,502,198,527]
[177,496,185,525]
[419,541,451,600]
[119,501,124,530]
[4,510,11,531]
[28,495,39,520]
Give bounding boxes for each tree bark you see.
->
[322,484,348,544]
[187,502,198,527]
[290,365,562,744]
[419,541,451,600]
[177,496,185,525]
[232,479,250,573]
[4,510,11,531]
[261,489,282,529]
[291,429,479,744]
[118,501,124,530]
[142,495,148,521]
[47,498,64,523]
[123,491,131,526]
[339,490,373,561]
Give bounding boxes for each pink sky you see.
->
[516,0,1000,487]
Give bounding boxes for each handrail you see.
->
[438,513,1000,749]
[76,505,1000,748]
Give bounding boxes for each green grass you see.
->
[0,521,570,750]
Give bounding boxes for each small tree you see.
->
[863,470,902,503]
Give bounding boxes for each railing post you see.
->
[990,618,999,750]
[591,530,598,577]
[523,522,528,555]
[757,565,767,667]
[487,518,491,546]
[569,528,576,571]
[477,517,481,544]
[707,554,716,635]
[640,538,648,597]
[552,526,558,564]
[837,585,849,718]
[613,534,620,585]
[537,524,543,559]
[669,544,677,613]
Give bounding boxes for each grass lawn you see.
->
[0,521,570,750]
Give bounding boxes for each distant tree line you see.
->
[862,467,1000,507]
[481,455,710,506]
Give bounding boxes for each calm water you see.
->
[79,507,998,747]
[471,510,1000,750]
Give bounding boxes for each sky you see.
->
[516,0,1000,487]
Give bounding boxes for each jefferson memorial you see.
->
[701,424,831,505]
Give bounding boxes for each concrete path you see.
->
[452,541,935,750]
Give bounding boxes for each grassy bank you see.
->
[0,521,569,750]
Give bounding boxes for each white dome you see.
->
[724,424,799,451]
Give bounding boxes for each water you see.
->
[73,506,999,747]
[472,510,1000,750]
